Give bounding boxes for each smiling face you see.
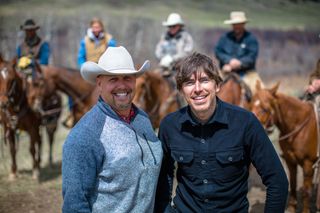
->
[181,69,220,123]
[97,74,136,116]
[168,24,182,36]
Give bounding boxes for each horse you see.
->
[39,66,98,126]
[133,71,179,129]
[251,81,318,213]
[217,72,251,109]
[24,65,62,166]
[0,55,42,180]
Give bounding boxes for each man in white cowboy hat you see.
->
[62,46,163,213]
[214,11,263,94]
[16,19,50,68]
[155,12,194,74]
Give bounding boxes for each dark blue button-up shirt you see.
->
[155,98,288,213]
[214,31,258,76]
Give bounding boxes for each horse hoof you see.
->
[8,173,17,181]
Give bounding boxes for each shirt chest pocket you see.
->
[213,148,246,182]
[171,150,195,177]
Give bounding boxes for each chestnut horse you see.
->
[133,71,179,129]
[25,65,62,166]
[217,72,251,109]
[251,81,317,213]
[39,66,99,126]
[0,55,42,180]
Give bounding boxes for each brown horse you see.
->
[39,66,99,126]
[217,72,251,109]
[251,81,317,213]
[0,55,42,180]
[25,65,62,166]
[133,71,179,129]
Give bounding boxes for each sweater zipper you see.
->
[143,133,157,165]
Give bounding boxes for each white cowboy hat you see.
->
[20,19,40,30]
[81,46,150,84]
[224,11,248,24]
[162,13,184,27]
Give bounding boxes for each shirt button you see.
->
[203,179,208,184]
[200,139,205,144]
[228,156,233,162]
[201,160,207,165]
[179,156,184,161]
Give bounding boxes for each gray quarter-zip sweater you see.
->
[62,97,163,213]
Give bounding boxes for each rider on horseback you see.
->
[16,19,49,79]
[155,13,194,107]
[214,11,263,97]
[305,59,320,211]
[155,13,194,78]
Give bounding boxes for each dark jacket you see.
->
[155,98,288,213]
[215,31,259,76]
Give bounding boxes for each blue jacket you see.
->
[155,98,288,213]
[16,41,50,65]
[62,97,163,213]
[215,31,258,76]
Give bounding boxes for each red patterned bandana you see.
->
[116,106,136,124]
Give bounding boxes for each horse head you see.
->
[0,56,23,110]
[133,71,179,129]
[251,80,281,133]
[26,75,46,112]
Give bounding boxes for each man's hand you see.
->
[222,64,232,72]
[229,58,242,70]
[306,79,320,94]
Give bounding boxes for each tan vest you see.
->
[20,39,43,59]
[85,34,112,63]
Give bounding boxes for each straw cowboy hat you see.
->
[224,11,248,24]
[20,19,40,30]
[162,13,184,27]
[81,46,150,84]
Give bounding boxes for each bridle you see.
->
[0,65,27,130]
[254,96,312,141]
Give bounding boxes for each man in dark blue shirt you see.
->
[155,52,288,213]
[215,11,263,94]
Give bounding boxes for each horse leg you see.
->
[286,160,298,212]
[7,130,17,180]
[46,124,56,167]
[29,127,42,180]
[301,160,314,213]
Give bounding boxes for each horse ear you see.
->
[270,81,280,95]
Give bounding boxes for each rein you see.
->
[270,97,313,142]
[277,112,312,141]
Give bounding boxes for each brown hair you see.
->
[90,17,105,31]
[175,52,222,90]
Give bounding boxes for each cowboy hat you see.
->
[20,19,40,30]
[81,46,150,84]
[162,13,184,27]
[224,11,248,24]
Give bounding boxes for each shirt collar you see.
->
[98,96,137,124]
[178,97,228,126]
